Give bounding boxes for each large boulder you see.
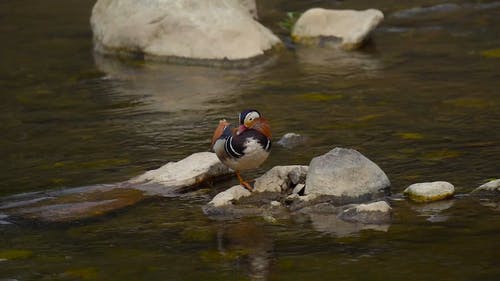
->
[130,152,232,196]
[292,8,384,50]
[90,0,281,61]
[304,148,390,204]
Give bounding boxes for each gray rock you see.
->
[131,152,232,196]
[304,147,390,204]
[339,201,392,224]
[404,181,455,203]
[471,179,500,196]
[253,165,308,193]
[307,212,390,237]
[292,8,384,49]
[91,0,281,61]
[276,133,308,149]
[292,184,305,195]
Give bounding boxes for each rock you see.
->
[304,147,390,204]
[91,0,281,61]
[208,185,251,207]
[471,179,500,196]
[253,165,308,193]
[276,133,308,149]
[404,181,455,203]
[131,152,232,196]
[292,184,305,195]
[0,185,145,223]
[291,8,384,49]
[339,201,392,224]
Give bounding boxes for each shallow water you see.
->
[1,0,499,280]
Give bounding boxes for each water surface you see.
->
[0,0,499,280]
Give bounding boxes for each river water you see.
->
[1,1,499,280]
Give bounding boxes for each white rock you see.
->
[292,8,384,49]
[276,133,307,149]
[270,201,282,207]
[472,179,500,195]
[131,152,232,195]
[254,165,308,193]
[91,0,281,61]
[208,185,251,207]
[404,181,455,203]
[304,148,390,203]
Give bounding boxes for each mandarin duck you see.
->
[211,109,272,191]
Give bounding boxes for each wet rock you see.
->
[0,185,144,222]
[131,152,232,196]
[253,165,308,193]
[91,0,281,61]
[276,133,308,149]
[471,179,500,196]
[304,148,390,204]
[404,181,455,203]
[339,201,392,224]
[292,8,384,49]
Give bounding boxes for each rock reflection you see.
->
[295,45,383,78]
[215,221,273,281]
[93,54,276,113]
[411,200,455,222]
[307,213,390,237]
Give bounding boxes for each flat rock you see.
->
[292,8,384,49]
[131,152,232,196]
[0,185,144,223]
[254,165,308,193]
[404,181,455,203]
[339,201,392,224]
[471,179,500,196]
[304,147,390,204]
[91,0,281,61]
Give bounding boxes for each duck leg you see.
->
[236,171,253,192]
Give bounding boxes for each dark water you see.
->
[1,0,499,280]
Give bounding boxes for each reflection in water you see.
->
[308,213,390,237]
[216,221,273,281]
[411,199,454,222]
[295,45,383,78]
[94,54,277,114]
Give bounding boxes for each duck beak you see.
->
[236,124,247,135]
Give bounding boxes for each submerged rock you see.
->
[404,181,455,203]
[0,184,144,223]
[91,0,281,62]
[471,179,500,196]
[276,133,308,149]
[304,148,390,204]
[291,8,384,49]
[131,152,232,196]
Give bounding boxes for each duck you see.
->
[211,109,272,191]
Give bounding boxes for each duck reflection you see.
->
[214,221,273,281]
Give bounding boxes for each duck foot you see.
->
[236,171,253,192]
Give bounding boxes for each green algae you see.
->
[297,92,343,102]
[480,48,500,58]
[63,267,99,280]
[422,149,461,161]
[396,132,424,140]
[0,249,33,260]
